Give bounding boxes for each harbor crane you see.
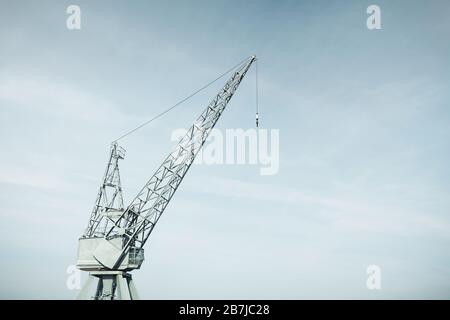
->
[76,56,257,299]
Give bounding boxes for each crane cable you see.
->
[255,58,259,128]
[113,56,254,143]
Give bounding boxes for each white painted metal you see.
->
[77,271,137,300]
[76,56,256,299]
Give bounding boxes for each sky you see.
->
[0,0,450,299]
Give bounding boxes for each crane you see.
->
[76,56,257,299]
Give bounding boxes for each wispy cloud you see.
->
[0,163,71,190]
[185,175,450,239]
[0,73,133,125]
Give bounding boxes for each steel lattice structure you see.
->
[84,142,125,238]
[77,56,256,299]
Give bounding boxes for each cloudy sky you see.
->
[1,0,449,299]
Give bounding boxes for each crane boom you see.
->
[87,56,256,270]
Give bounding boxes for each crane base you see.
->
[77,271,139,300]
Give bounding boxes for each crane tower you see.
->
[76,56,257,299]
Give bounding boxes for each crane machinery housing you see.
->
[76,56,257,300]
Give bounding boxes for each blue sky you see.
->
[0,0,449,299]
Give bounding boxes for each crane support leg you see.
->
[77,271,138,300]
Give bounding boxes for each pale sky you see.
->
[1,0,450,299]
